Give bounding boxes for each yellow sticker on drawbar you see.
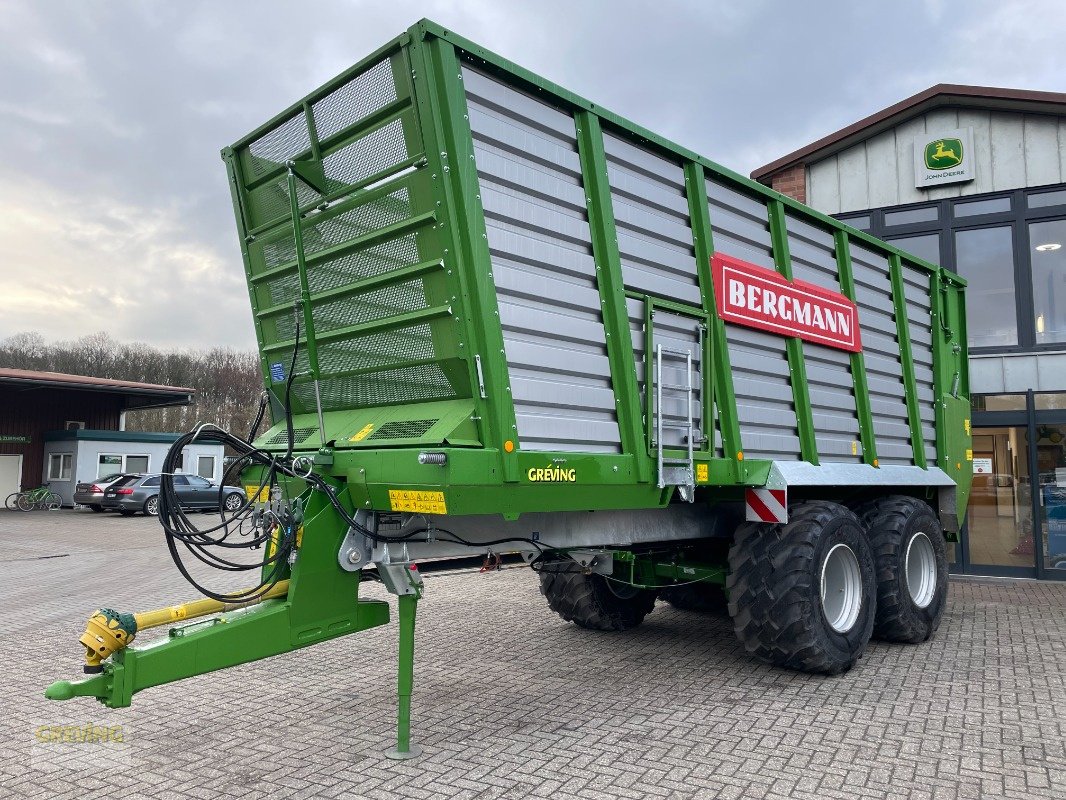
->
[245,484,270,502]
[696,463,709,483]
[349,423,375,442]
[965,449,973,461]
[389,489,448,515]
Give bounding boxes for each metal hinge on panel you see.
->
[474,354,487,399]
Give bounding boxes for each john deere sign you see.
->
[914,127,974,189]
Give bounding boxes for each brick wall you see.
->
[769,163,806,204]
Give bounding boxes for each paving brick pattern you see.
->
[2,509,1064,799]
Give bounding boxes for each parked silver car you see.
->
[73,473,129,512]
[101,474,245,516]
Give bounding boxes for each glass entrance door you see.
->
[966,426,1034,570]
[1033,422,1066,575]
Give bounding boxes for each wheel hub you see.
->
[820,543,862,633]
[905,532,937,608]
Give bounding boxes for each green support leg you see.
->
[386,593,421,760]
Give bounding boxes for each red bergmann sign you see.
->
[711,253,862,353]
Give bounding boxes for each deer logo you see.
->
[924,137,964,170]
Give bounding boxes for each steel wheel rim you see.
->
[905,532,937,608]
[821,543,862,633]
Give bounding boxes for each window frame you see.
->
[97,453,123,478]
[123,454,151,474]
[196,455,216,481]
[48,452,74,482]
[837,184,1066,355]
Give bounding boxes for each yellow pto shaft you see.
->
[79,581,290,673]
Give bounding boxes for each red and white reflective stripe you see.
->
[745,488,788,523]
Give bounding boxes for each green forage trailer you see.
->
[48,19,971,757]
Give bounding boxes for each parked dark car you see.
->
[101,474,245,516]
[74,473,130,511]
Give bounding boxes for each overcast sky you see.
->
[3,0,1065,351]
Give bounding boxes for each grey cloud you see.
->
[1,0,1063,349]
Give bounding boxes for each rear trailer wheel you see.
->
[855,496,947,643]
[539,560,657,631]
[727,501,876,675]
[659,582,728,614]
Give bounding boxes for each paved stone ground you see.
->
[2,508,1065,800]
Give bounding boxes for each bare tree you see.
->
[0,331,264,436]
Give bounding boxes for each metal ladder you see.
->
[654,343,696,502]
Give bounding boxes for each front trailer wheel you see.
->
[855,496,948,643]
[727,501,876,675]
[539,560,657,631]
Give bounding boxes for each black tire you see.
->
[143,496,159,516]
[539,560,657,631]
[89,504,105,513]
[727,501,876,675]
[659,582,729,614]
[854,495,947,644]
[5,492,19,510]
[222,492,243,513]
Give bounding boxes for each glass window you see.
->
[172,475,189,486]
[841,214,871,231]
[197,456,215,480]
[98,454,122,478]
[972,394,1027,412]
[887,233,940,266]
[968,426,1033,568]
[1031,423,1066,569]
[188,476,212,488]
[1028,189,1066,210]
[884,206,938,226]
[1035,393,1066,410]
[125,454,150,474]
[143,476,160,487]
[1030,218,1066,344]
[953,197,1011,217]
[48,453,73,481]
[955,226,1017,347]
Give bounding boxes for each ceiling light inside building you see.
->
[1035,243,1062,252]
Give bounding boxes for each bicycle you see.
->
[13,485,63,511]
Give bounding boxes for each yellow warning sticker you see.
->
[245,484,270,502]
[965,449,973,461]
[389,489,448,515]
[696,463,709,483]
[350,423,375,442]
[964,418,971,435]
[851,440,858,456]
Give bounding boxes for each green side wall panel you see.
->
[221,18,971,520]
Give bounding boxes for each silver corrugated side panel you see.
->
[785,213,863,463]
[849,244,914,466]
[900,268,939,464]
[708,179,801,461]
[463,66,622,453]
[602,132,701,305]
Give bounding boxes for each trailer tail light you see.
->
[116,488,135,495]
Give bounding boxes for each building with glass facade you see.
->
[754,85,1066,580]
